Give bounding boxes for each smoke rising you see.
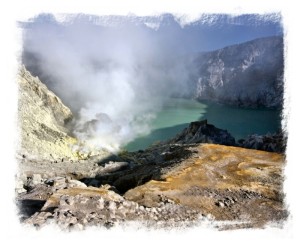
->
[22,14,193,151]
[21,13,282,151]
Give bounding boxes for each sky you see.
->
[22,13,283,53]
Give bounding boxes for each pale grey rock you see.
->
[32,174,43,185]
[24,211,53,226]
[102,161,129,173]
[17,66,77,161]
[96,197,105,209]
[108,201,117,211]
[217,201,225,208]
[15,180,27,194]
[67,179,87,188]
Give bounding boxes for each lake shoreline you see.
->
[125,98,282,151]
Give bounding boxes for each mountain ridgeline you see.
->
[191,36,284,108]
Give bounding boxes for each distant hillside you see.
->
[191,36,284,108]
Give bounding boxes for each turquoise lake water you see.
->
[125,98,282,151]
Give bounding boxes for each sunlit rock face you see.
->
[192,36,284,108]
[17,66,78,160]
[124,144,287,228]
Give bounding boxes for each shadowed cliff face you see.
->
[191,36,284,108]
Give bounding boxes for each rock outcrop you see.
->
[18,66,77,161]
[192,36,284,108]
[166,119,285,153]
[169,119,235,146]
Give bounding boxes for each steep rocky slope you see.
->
[16,67,113,193]
[191,36,284,108]
[18,66,77,160]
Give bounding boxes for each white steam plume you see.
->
[22,15,192,151]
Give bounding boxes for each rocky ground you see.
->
[125,144,287,228]
[17,141,287,230]
[16,67,288,230]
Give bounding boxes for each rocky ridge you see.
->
[169,119,235,146]
[168,119,285,153]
